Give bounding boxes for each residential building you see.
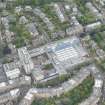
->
[54,4,66,22]
[18,47,34,74]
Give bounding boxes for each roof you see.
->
[5,68,20,79]
[18,47,34,74]
[0,82,6,87]
[54,42,72,52]
[48,37,87,63]
[94,79,103,88]
[10,88,20,96]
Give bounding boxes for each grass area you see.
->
[32,75,94,105]
[43,64,54,70]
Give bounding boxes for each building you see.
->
[85,21,101,32]
[18,47,34,74]
[54,3,66,23]
[1,17,9,29]
[0,75,31,93]
[79,65,103,105]
[0,88,20,104]
[66,16,83,36]
[3,61,21,80]
[28,36,88,74]
[8,75,31,86]
[15,6,23,15]
[47,36,88,72]
[24,6,32,12]
[0,3,6,9]
[19,66,91,105]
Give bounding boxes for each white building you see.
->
[47,36,88,71]
[3,61,21,80]
[15,6,23,15]
[18,47,34,74]
[54,4,65,23]
[85,21,101,32]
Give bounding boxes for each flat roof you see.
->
[49,37,87,62]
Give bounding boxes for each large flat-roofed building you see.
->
[18,47,34,74]
[52,42,78,62]
[3,61,21,80]
[47,36,88,71]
